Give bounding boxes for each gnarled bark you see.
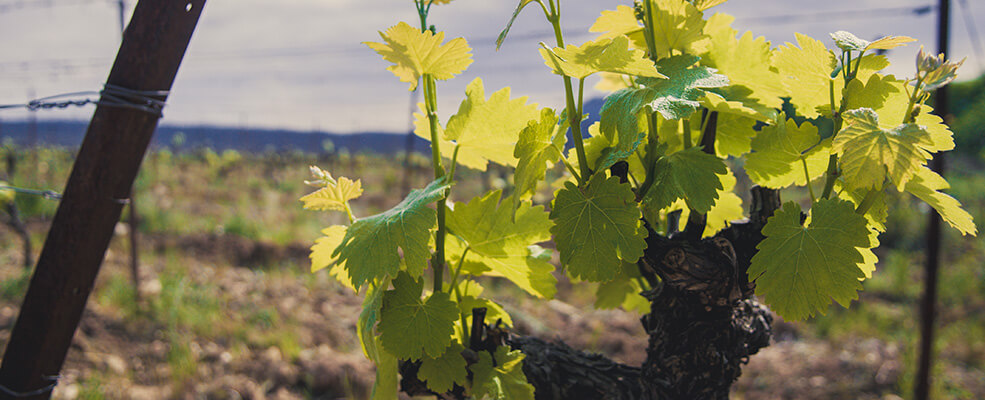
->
[401,187,780,400]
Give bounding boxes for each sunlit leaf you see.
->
[749,199,872,320]
[365,22,473,90]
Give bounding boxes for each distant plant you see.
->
[302,0,976,398]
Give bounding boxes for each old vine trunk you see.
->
[402,187,779,400]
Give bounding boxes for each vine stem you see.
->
[546,0,591,181]
[854,186,882,215]
[423,74,448,293]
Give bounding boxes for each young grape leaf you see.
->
[442,78,540,171]
[513,109,565,210]
[842,73,900,112]
[595,72,634,92]
[647,55,730,120]
[594,262,650,314]
[309,225,357,291]
[598,55,728,159]
[334,177,451,289]
[831,31,915,52]
[419,340,467,393]
[643,147,727,213]
[701,92,769,122]
[645,0,708,59]
[550,173,647,282]
[773,33,836,118]
[745,118,829,188]
[749,199,872,320]
[590,5,644,42]
[904,167,977,236]
[775,33,890,118]
[300,177,362,212]
[471,346,535,400]
[837,181,889,232]
[830,31,871,52]
[365,22,473,91]
[656,166,744,237]
[691,0,728,11]
[539,36,665,79]
[703,28,785,109]
[450,237,558,299]
[497,0,538,49]
[713,112,760,157]
[834,108,934,190]
[595,276,650,314]
[445,192,557,298]
[446,190,552,257]
[378,272,459,360]
[865,79,954,152]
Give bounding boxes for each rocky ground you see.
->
[0,229,981,400]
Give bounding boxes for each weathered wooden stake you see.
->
[0,1,205,398]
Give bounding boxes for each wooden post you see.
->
[0,1,205,399]
[915,1,949,399]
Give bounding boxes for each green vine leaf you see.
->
[597,55,728,165]
[471,346,535,400]
[365,22,473,91]
[645,0,708,59]
[539,36,665,79]
[299,177,363,212]
[773,33,836,118]
[370,336,398,400]
[309,225,357,291]
[416,78,540,171]
[447,190,552,257]
[904,167,977,236]
[703,25,785,109]
[446,191,557,298]
[862,78,955,152]
[590,5,644,46]
[378,272,459,360]
[513,109,566,210]
[643,147,727,213]
[745,118,829,188]
[550,173,647,282]
[334,177,450,289]
[830,31,915,52]
[774,33,889,118]
[834,108,934,190]
[749,199,872,320]
[646,55,730,120]
[419,340,468,393]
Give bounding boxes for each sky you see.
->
[0,0,983,133]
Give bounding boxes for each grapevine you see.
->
[301,0,976,398]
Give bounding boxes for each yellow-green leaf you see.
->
[834,108,934,190]
[471,346,535,400]
[379,272,459,360]
[644,147,728,213]
[904,167,977,236]
[335,178,451,289]
[645,0,708,59]
[539,36,665,79]
[513,109,566,210]
[749,199,872,320]
[365,22,473,91]
[299,177,362,212]
[309,225,357,291]
[745,118,829,188]
[589,5,644,44]
[419,340,467,393]
[551,173,648,282]
[441,78,540,171]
